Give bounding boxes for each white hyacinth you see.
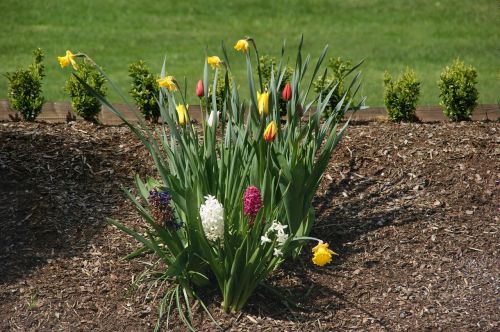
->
[260,235,272,244]
[273,248,283,257]
[199,195,224,242]
[263,220,289,249]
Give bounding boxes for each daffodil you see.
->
[234,39,249,52]
[176,103,188,126]
[257,91,269,116]
[157,76,177,91]
[312,241,337,266]
[57,50,78,70]
[207,56,222,69]
[263,120,277,142]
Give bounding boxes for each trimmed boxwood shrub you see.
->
[5,48,45,121]
[383,68,420,122]
[65,61,106,123]
[128,60,161,123]
[438,59,478,121]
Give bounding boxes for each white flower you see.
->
[268,220,287,234]
[276,230,288,246]
[273,248,283,257]
[260,235,272,244]
[199,195,224,242]
[207,111,220,128]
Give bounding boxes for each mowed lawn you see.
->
[0,0,497,106]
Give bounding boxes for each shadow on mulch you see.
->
[0,124,146,283]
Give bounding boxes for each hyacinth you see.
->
[261,220,289,256]
[243,186,262,222]
[200,195,224,242]
[148,190,181,229]
[311,241,336,266]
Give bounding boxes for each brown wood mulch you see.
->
[0,120,498,331]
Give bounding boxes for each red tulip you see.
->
[196,80,204,98]
[281,83,292,101]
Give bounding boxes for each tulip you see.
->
[57,50,78,70]
[207,56,222,69]
[196,80,204,98]
[207,111,218,128]
[257,91,269,116]
[234,39,249,53]
[176,103,188,126]
[282,83,292,101]
[157,76,177,91]
[263,120,277,142]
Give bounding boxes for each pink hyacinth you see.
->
[243,186,262,222]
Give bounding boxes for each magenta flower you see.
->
[243,186,262,223]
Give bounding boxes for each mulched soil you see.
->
[0,120,498,331]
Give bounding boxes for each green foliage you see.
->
[65,61,107,123]
[5,48,45,121]
[128,60,161,123]
[259,55,293,116]
[383,68,420,122]
[313,57,353,120]
[81,36,364,327]
[438,59,479,121]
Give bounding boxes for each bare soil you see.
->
[0,121,498,331]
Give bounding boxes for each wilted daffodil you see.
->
[234,39,249,52]
[207,56,222,69]
[57,50,79,70]
[257,91,269,116]
[157,76,177,91]
[312,241,337,266]
[263,120,277,142]
[176,103,188,126]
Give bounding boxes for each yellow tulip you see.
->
[263,120,277,142]
[176,103,188,126]
[207,56,222,69]
[57,50,78,70]
[157,76,177,91]
[257,91,269,116]
[234,39,249,53]
[311,241,337,267]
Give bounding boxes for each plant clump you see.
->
[438,59,478,121]
[128,60,161,123]
[5,48,45,121]
[383,68,420,122]
[65,60,107,123]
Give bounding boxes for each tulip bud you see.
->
[263,120,278,142]
[196,80,204,98]
[281,83,292,101]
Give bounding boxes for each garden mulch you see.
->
[0,120,498,331]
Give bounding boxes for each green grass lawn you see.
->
[0,0,497,106]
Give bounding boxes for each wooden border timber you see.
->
[0,100,498,124]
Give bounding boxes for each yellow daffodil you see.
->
[311,241,337,267]
[234,39,249,53]
[257,91,269,116]
[207,56,222,69]
[57,50,78,70]
[176,103,188,126]
[157,76,177,91]
[263,120,277,142]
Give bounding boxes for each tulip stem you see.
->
[199,98,205,127]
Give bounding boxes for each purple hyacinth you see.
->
[243,186,262,223]
[148,189,180,229]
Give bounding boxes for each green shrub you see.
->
[128,60,160,123]
[383,68,420,122]
[259,55,293,116]
[65,61,106,123]
[313,57,353,120]
[5,48,45,121]
[438,59,478,121]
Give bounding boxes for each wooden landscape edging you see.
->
[0,100,498,124]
